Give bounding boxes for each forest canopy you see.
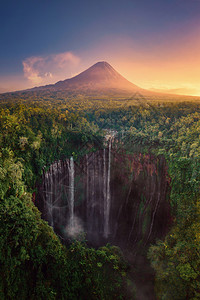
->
[0,95,200,299]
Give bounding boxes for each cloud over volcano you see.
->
[23,52,80,85]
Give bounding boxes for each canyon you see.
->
[36,141,171,253]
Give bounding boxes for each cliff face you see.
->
[36,146,171,251]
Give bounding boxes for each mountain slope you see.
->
[2,61,198,101]
[30,61,145,94]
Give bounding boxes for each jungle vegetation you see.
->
[0,93,200,299]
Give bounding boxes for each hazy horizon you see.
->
[1,0,200,96]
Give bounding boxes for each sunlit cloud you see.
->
[53,52,80,68]
[22,51,80,86]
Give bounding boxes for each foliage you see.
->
[1,95,200,299]
[0,141,127,299]
[66,241,128,299]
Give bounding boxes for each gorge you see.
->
[36,139,171,254]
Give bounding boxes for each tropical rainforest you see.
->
[0,93,200,299]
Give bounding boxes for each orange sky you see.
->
[81,27,200,96]
[1,23,200,96]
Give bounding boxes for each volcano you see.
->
[1,62,199,100]
[30,61,147,95]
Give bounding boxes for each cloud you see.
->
[22,51,80,86]
[53,52,80,68]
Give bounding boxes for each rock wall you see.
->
[36,145,171,250]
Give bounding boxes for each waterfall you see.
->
[103,149,106,236]
[45,168,54,230]
[50,166,54,229]
[104,139,111,238]
[69,156,75,229]
[38,147,170,249]
[86,154,89,220]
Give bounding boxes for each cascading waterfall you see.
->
[103,149,106,234]
[50,167,54,229]
[36,147,171,300]
[86,154,89,220]
[68,156,75,230]
[104,138,111,238]
[37,145,171,249]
